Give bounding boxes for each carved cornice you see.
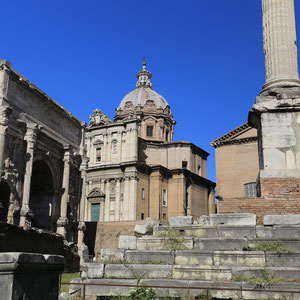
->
[212,136,258,148]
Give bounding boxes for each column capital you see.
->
[24,123,40,143]
[0,106,12,127]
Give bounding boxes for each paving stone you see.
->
[118,235,137,250]
[213,251,265,267]
[173,265,232,281]
[194,238,247,251]
[210,213,256,226]
[264,214,300,226]
[266,252,300,267]
[84,279,138,296]
[125,250,174,264]
[169,216,193,226]
[175,251,213,265]
[218,225,256,238]
[104,264,173,279]
[100,249,124,263]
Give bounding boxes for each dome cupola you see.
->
[115,60,175,143]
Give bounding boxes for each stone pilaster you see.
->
[104,180,110,221]
[262,0,300,91]
[128,176,138,220]
[115,178,121,221]
[57,145,72,237]
[20,123,38,227]
[122,176,130,220]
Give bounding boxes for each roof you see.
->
[210,122,257,148]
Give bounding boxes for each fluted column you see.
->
[262,0,300,91]
[0,106,12,178]
[115,178,121,221]
[20,123,38,227]
[57,145,72,237]
[104,180,110,221]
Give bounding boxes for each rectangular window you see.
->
[244,182,257,198]
[141,213,144,220]
[142,188,145,200]
[182,161,188,169]
[96,147,102,162]
[163,213,167,220]
[146,126,153,137]
[162,188,167,207]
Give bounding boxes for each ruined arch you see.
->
[29,159,54,229]
[0,181,10,222]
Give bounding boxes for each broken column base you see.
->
[0,252,64,300]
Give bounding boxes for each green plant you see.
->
[246,241,292,253]
[134,232,143,238]
[115,231,121,238]
[234,269,281,285]
[129,287,157,299]
[146,225,154,235]
[155,229,189,251]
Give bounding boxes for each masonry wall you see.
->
[93,221,142,261]
[215,140,259,198]
[219,197,300,223]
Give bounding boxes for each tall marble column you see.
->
[115,178,121,221]
[57,145,72,237]
[262,0,300,91]
[104,180,110,221]
[20,123,38,227]
[0,106,12,179]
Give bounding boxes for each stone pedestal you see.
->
[0,252,64,300]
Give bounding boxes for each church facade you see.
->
[85,62,216,222]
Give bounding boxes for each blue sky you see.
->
[1,1,300,183]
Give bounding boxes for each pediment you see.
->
[87,188,105,198]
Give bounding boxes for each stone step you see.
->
[136,236,193,250]
[104,264,173,279]
[81,278,300,299]
[100,249,300,267]
[194,237,248,251]
[248,238,300,252]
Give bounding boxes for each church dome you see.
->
[117,61,169,110]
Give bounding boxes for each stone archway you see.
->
[0,181,10,222]
[87,188,105,222]
[29,160,54,229]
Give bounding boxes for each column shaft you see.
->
[20,123,38,227]
[57,146,72,237]
[262,0,300,89]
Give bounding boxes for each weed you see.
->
[155,229,190,251]
[245,241,292,253]
[234,269,282,286]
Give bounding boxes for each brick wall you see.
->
[219,197,300,223]
[94,221,143,261]
[260,177,300,199]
